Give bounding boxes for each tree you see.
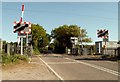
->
[31,24,49,51]
[51,24,92,53]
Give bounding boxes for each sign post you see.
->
[13,4,32,55]
[21,37,23,55]
[26,33,28,47]
[97,29,109,55]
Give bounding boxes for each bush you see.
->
[33,47,40,55]
[101,54,111,59]
[2,54,29,65]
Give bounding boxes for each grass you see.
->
[100,54,119,61]
[2,53,29,65]
[33,47,40,55]
[101,54,111,59]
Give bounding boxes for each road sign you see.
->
[14,21,31,34]
[97,29,108,38]
[13,4,32,55]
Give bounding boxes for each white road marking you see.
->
[66,58,120,76]
[38,56,64,81]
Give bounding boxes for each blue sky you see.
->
[1,2,118,43]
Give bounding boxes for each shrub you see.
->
[2,54,29,65]
[101,54,111,59]
[33,47,40,55]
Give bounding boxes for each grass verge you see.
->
[2,53,29,65]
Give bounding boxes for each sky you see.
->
[1,1,119,44]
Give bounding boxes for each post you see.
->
[79,29,83,55]
[26,33,28,56]
[0,40,2,52]
[81,37,83,55]
[99,42,101,54]
[103,40,107,55]
[21,37,23,55]
[7,44,10,55]
[26,33,28,47]
[105,41,107,54]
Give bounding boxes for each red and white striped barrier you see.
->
[20,4,24,23]
[13,5,32,34]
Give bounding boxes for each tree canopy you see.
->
[51,24,92,53]
[31,24,92,53]
[31,24,49,50]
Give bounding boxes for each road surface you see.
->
[39,54,119,80]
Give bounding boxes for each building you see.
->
[95,41,118,55]
[70,37,79,48]
[69,37,94,55]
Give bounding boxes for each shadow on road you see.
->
[75,57,118,61]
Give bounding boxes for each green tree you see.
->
[31,24,49,51]
[51,24,92,53]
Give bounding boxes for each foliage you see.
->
[33,47,40,55]
[48,43,55,51]
[101,54,111,59]
[31,24,50,52]
[2,54,29,65]
[51,24,92,53]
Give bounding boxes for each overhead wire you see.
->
[2,7,118,23]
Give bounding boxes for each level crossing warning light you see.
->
[97,29,108,38]
[13,21,31,34]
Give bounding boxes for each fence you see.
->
[2,43,33,56]
[102,48,118,56]
[66,48,92,55]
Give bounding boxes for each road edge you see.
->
[38,55,64,81]
[65,58,120,76]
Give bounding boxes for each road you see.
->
[39,54,119,81]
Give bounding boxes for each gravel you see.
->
[2,55,59,80]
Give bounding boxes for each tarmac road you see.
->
[40,54,119,80]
